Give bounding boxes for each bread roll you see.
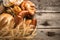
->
[0,13,15,30]
[21,1,36,15]
[3,0,23,7]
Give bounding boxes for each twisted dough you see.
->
[14,1,37,27]
[21,1,36,15]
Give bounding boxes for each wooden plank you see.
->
[36,9,60,12]
[33,29,60,40]
[35,13,60,28]
[31,0,60,10]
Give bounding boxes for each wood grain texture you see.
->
[31,0,60,10]
[35,12,60,28]
[31,0,60,40]
[33,29,60,40]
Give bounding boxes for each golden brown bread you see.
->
[21,1,36,15]
[0,0,36,38]
[3,0,23,7]
[0,13,15,30]
[13,6,22,15]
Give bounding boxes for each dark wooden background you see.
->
[31,0,60,40]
